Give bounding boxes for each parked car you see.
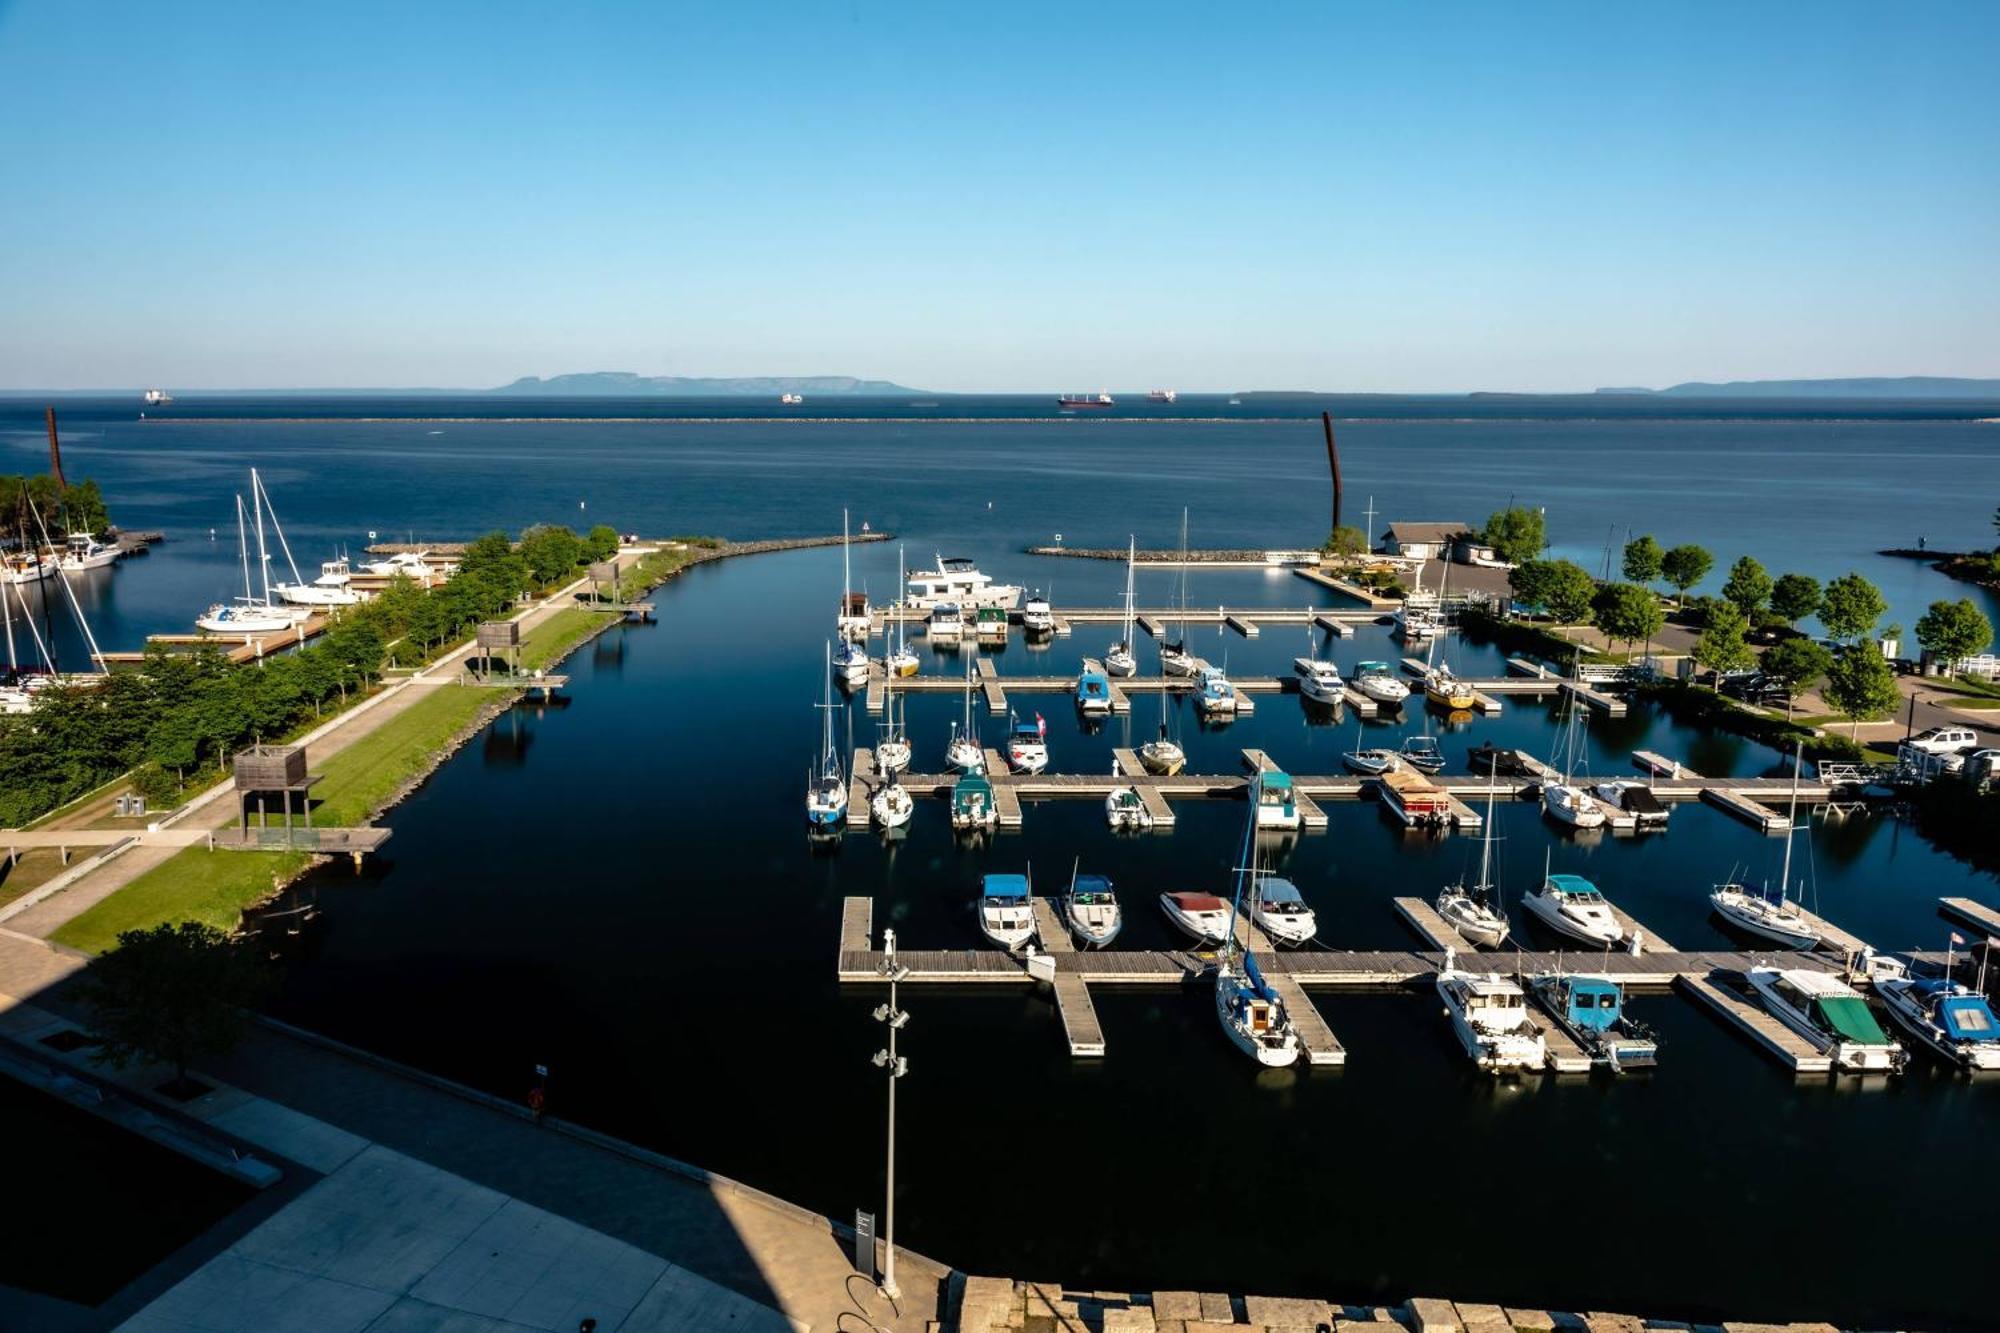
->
[1903,726,1979,757]
[1719,671,1791,707]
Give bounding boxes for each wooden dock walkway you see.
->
[1292,567,1399,608]
[1678,972,1832,1073]
[1701,786,1792,833]
[976,657,1007,714]
[1134,785,1177,828]
[1265,975,1347,1066]
[1049,974,1105,1057]
[1224,614,1260,637]
[839,897,873,971]
[1524,993,1595,1074]
[1940,896,2000,939]
[1311,613,1357,638]
[1392,897,1474,953]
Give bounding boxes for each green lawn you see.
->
[309,684,507,825]
[517,606,606,670]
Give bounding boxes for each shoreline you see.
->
[129,413,2000,426]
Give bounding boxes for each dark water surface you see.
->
[6,402,2000,1325]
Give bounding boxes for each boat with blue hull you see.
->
[1526,972,1659,1071]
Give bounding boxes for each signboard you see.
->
[853,1209,876,1278]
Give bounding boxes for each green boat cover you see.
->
[1815,995,1891,1044]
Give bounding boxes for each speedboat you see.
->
[951,773,999,831]
[1352,661,1410,705]
[1294,654,1344,705]
[1541,781,1607,829]
[1065,872,1123,946]
[1520,872,1623,946]
[945,721,985,773]
[906,555,1023,610]
[1343,746,1401,776]
[1105,785,1153,830]
[1216,953,1301,1067]
[197,598,297,635]
[1193,664,1237,716]
[1594,780,1669,830]
[57,533,119,572]
[1745,967,1906,1072]
[927,602,965,641]
[1021,590,1054,633]
[978,873,1037,950]
[1874,966,2000,1071]
[360,550,437,579]
[1253,771,1301,830]
[1249,877,1316,945]
[1159,891,1231,944]
[1138,723,1185,775]
[275,557,365,607]
[1396,597,1441,642]
[1399,735,1446,773]
[1436,953,1547,1075]
[1075,661,1113,714]
[870,779,913,830]
[1526,972,1659,1071]
[1005,713,1049,773]
[829,637,870,687]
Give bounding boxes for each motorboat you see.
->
[805,665,849,829]
[1526,972,1659,1071]
[275,556,365,607]
[1438,783,1510,949]
[1104,538,1139,676]
[1065,870,1123,946]
[1137,722,1186,775]
[1215,952,1301,1067]
[1874,957,2000,1071]
[1520,871,1623,947]
[1343,745,1402,776]
[870,778,913,830]
[1352,661,1410,705]
[1105,784,1153,831]
[1075,660,1113,714]
[978,873,1037,950]
[1593,780,1669,830]
[56,533,119,573]
[906,555,1023,610]
[1379,769,1450,828]
[360,550,437,579]
[1710,747,1818,947]
[1021,590,1054,633]
[1159,891,1231,944]
[1,553,52,585]
[975,606,1008,644]
[1395,599,1441,642]
[1399,735,1446,774]
[1293,650,1344,705]
[1467,742,1536,777]
[927,601,965,641]
[1005,713,1049,773]
[1193,664,1237,716]
[1249,877,1316,945]
[1436,952,1547,1075]
[1253,770,1301,830]
[951,773,999,830]
[1744,967,1905,1072]
[829,636,871,687]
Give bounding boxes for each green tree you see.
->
[1822,642,1900,739]
[1692,600,1755,676]
[1720,555,1773,620]
[1769,573,1822,629]
[78,922,268,1092]
[1481,506,1546,565]
[1914,597,1993,669]
[1819,572,1887,643]
[1591,582,1664,657]
[583,524,622,563]
[1760,638,1832,719]
[1507,560,1554,615]
[518,525,584,585]
[1539,560,1597,624]
[62,478,111,534]
[1659,544,1713,605]
[1621,534,1663,587]
[1321,525,1367,559]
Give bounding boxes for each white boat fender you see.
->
[1026,949,1057,983]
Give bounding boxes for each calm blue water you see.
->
[8,399,2000,1326]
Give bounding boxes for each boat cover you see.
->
[1546,873,1600,897]
[1259,879,1304,903]
[1814,995,1891,1044]
[1073,874,1114,898]
[1244,952,1277,1002]
[1169,892,1226,911]
[1011,722,1042,740]
[1939,994,1998,1041]
[1565,978,1622,1030]
[1261,772,1293,791]
[1619,786,1667,815]
[983,874,1029,900]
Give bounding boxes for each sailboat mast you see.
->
[236,496,253,602]
[1779,745,1803,900]
[1123,535,1136,646]
[251,470,272,604]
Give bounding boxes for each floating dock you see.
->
[1264,975,1347,1066]
[1939,897,2000,940]
[1678,972,1832,1073]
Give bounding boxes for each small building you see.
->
[1378,522,1471,561]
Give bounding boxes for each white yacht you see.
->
[978,873,1037,951]
[360,550,438,579]
[1744,967,1905,1073]
[906,555,1022,610]
[1160,510,1198,676]
[57,533,119,572]
[275,557,365,607]
[884,549,920,676]
[1159,891,1231,944]
[1064,870,1123,947]
[1520,871,1623,947]
[927,601,965,642]
[1193,664,1238,717]
[1021,590,1054,633]
[1436,951,1547,1075]
[143,388,174,406]
[1351,661,1410,705]
[1293,652,1344,706]
[1248,877,1316,945]
[1,553,52,586]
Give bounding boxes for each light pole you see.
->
[872,928,911,1303]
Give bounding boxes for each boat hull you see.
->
[1520,893,1621,946]
[1709,891,1820,949]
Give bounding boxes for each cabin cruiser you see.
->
[1065,872,1123,946]
[951,773,999,831]
[1593,780,1669,830]
[1021,590,1054,633]
[978,873,1037,950]
[1253,771,1301,830]
[1005,713,1048,773]
[1526,973,1659,1071]
[1137,724,1185,776]
[975,606,1008,644]
[1351,661,1410,705]
[1399,736,1446,774]
[1159,891,1232,944]
[360,550,438,579]
[869,777,913,830]
[906,556,1022,610]
[1395,594,1442,642]
[1874,965,2000,1071]
[1216,953,1301,1067]
[1,553,52,585]
[275,557,365,607]
[1075,661,1113,714]
[1745,967,1905,1073]
[1249,877,1316,945]
[56,533,119,572]
[1293,654,1344,705]
[1105,784,1153,830]
[1193,664,1238,716]
[1436,953,1547,1074]
[1520,872,1623,946]
[927,601,965,641]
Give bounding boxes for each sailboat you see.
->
[869,769,913,829]
[1540,685,1606,829]
[1709,747,1822,948]
[1064,862,1123,946]
[1420,620,1476,711]
[1215,793,1302,1066]
[885,547,920,677]
[836,509,872,641]
[875,689,912,773]
[1437,781,1510,948]
[197,493,302,634]
[229,470,320,620]
[1159,510,1198,677]
[1137,649,1186,774]
[945,653,985,771]
[805,655,850,829]
[1104,537,1139,677]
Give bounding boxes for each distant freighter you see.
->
[780,392,804,405]
[143,388,174,406]
[1148,389,1178,403]
[1058,393,1114,409]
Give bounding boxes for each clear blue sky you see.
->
[2,1,1995,392]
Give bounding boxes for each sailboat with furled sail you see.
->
[1137,649,1186,774]
[1159,510,1198,677]
[1437,780,1510,948]
[1708,746,1821,948]
[885,546,920,678]
[945,652,985,772]
[198,489,306,635]
[1104,537,1139,677]
[805,655,849,829]
[1214,784,1302,1067]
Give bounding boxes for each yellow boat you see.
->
[1425,666,1477,711]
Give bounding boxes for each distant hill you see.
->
[1595,377,2000,398]
[494,372,917,396]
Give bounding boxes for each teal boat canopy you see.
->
[982,873,1029,900]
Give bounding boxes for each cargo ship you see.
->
[1057,393,1114,409]
[1148,389,1177,403]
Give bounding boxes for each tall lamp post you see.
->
[872,928,911,1302]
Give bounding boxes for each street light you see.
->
[872,928,911,1302]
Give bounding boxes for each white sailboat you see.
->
[805,656,850,829]
[1104,537,1139,677]
[1137,650,1186,774]
[885,546,920,677]
[875,689,912,773]
[1540,685,1606,829]
[869,773,913,829]
[945,653,985,772]
[1158,510,1198,677]
[1709,747,1822,948]
[198,493,301,635]
[1215,795,1301,1066]
[836,509,872,642]
[1437,781,1510,948]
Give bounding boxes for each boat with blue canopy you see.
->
[1875,946,2000,1071]
[951,772,998,831]
[1254,771,1300,830]
[1248,876,1315,946]
[978,872,1036,951]
[1526,972,1659,1071]
[1075,660,1112,714]
[1064,868,1122,946]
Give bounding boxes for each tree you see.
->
[78,922,267,1093]
[1761,638,1832,719]
[1819,572,1887,643]
[1591,582,1663,657]
[1822,643,1900,739]
[1527,559,1597,624]
[583,524,622,564]
[1659,544,1713,604]
[1720,555,1773,620]
[1769,573,1822,629]
[1481,506,1546,565]
[1692,600,1755,676]
[1321,525,1367,559]
[518,525,584,585]
[1622,534,1663,587]
[1915,598,1993,669]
